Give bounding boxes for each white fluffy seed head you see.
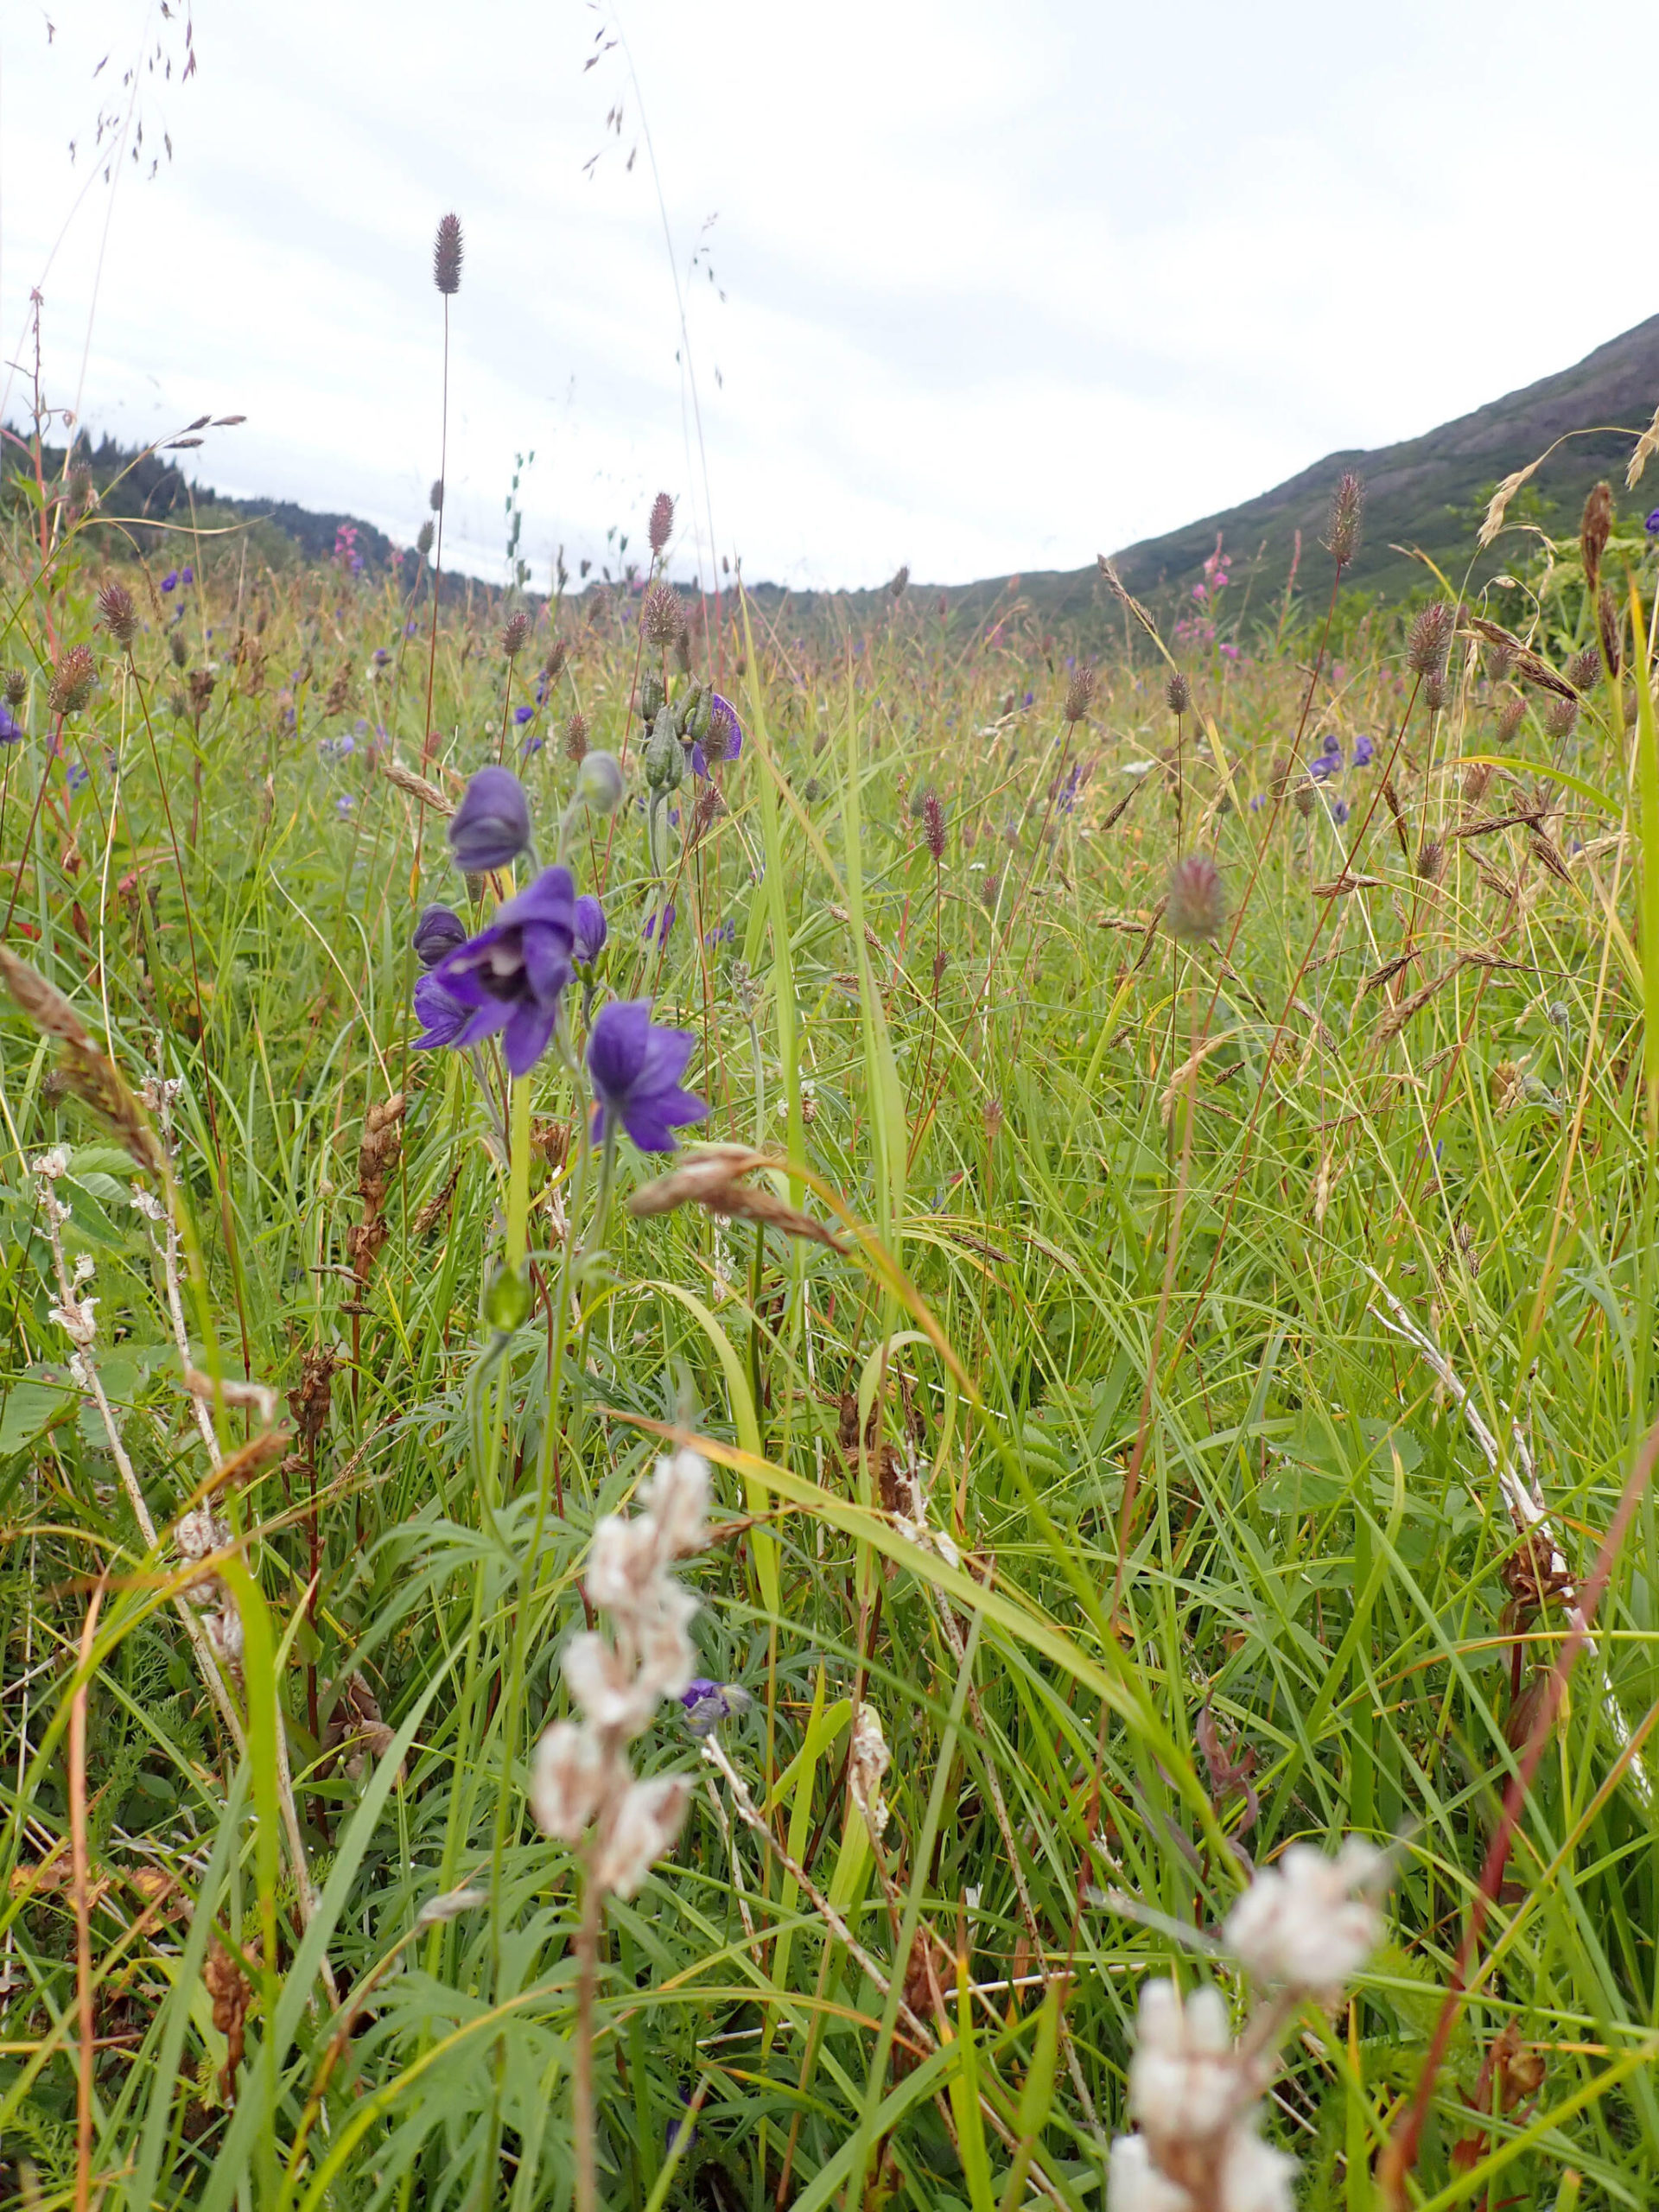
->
[1224,1839,1386,1995]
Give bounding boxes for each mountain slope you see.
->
[948,315,1659,626]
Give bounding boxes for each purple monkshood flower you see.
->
[1647,508,1659,535]
[336,795,354,817]
[161,570,179,593]
[181,564,194,585]
[448,764,531,874]
[680,1678,752,1737]
[704,919,735,948]
[411,969,472,1052]
[67,761,90,794]
[1332,798,1351,824]
[574,893,607,966]
[0,704,22,745]
[413,903,468,968]
[1352,732,1375,767]
[427,865,577,1076]
[514,703,535,725]
[372,646,391,667]
[690,694,745,779]
[587,999,706,1153]
[644,902,676,943]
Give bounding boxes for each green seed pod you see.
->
[644,702,683,795]
[639,671,666,725]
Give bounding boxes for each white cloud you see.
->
[3,0,1656,590]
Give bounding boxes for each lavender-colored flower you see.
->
[181,564,194,585]
[644,902,676,944]
[411,969,472,1052]
[160,570,179,593]
[588,1000,706,1153]
[372,646,391,667]
[67,760,90,794]
[704,919,735,947]
[448,764,531,874]
[1332,798,1351,824]
[413,903,468,968]
[1352,732,1375,767]
[336,794,354,817]
[574,893,607,966]
[0,704,22,745]
[429,865,577,1075]
[690,693,745,779]
[514,703,534,726]
[680,1678,752,1737]
[1647,508,1659,535]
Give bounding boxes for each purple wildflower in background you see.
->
[574,893,607,966]
[411,970,472,1052]
[1022,689,1034,707]
[680,1679,752,1737]
[336,795,354,816]
[521,734,544,757]
[181,565,194,585]
[644,902,676,943]
[0,705,22,745]
[514,703,534,726]
[1352,732,1375,767]
[67,761,89,794]
[372,646,391,667]
[448,765,531,874]
[428,865,577,1075]
[705,919,735,947]
[404,619,419,639]
[690,694,745,779]
[413,903,467,967]
[161,570,179,593]
[1332,798,1351,824]
[587,999,706,1153]
[1647,509,1659,535]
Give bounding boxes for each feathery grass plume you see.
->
[48,643,97,716]
[1462,759,1494,806]
[1628,397,1659,486]
[1484,637,1514,684]
[922,787,946,861]
[1166,669,1192,715]
[429,478,444,512]
[1415,836,1446,885]
[1166,851,1225,940]
[379,755,455,817]
[2,667,24,709]
[642,582,683,648]
[1496,693,1527,742]
[1064,661,1096,722]
[98,582,137,648]
[432,213,463,296]
[627,1145,847,1250]
[0,949,165,1175]
[564,708,589,765]
[1599,585,1623,680]
[501,609,531,658]
[1465,614,1577,702]
[1327,469,1364,568]
[1580,480,1614,594]
[1477,456,1544,548]
[1406,601,1453,682]
[1567,646,1600,692]
[1544,694,1580,741]
[544,637,569,682]
[648,492,675,557]
[888,563,909,599]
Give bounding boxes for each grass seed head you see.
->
[1415,836,1446,884]
[1166,669,1192,715]
[1544,693,1579,741]
[1063,661,1096,723]
[888,564,909,599]
[642,582,683,648]
[415,519,435,561]
[2,668,25,709]
[433,212,463,296]
[648,491,675,556]
[1166,850,1225,940]
[1327,469,1364,568]
[1423,669,1449,715]
[1407,601,1453,681]
[1496,693,1526,742]
[1462,759,1494,805]
[923,788,946,861]
[1567,646,1599,692]
[544,636,568,682]
[500,609,531,658]
[98,582,138,647]
[1580,479,1614,593]
[48,644,97,717]
[429,478,444,512]
[564,707,589,764]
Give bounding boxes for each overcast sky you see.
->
[3,0,1657,593]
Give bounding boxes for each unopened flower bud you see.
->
[413,903,467,967]
[638,671,666,724]
[644,703,683,794]
[447,764,531,873]
[576,748,625,815]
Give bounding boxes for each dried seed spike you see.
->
[433,213,463,296]
[1327,470,1363,568]
[48,643,97,716]
[1580,480,1614,594]
[1599,586,1623,681]
[648,491,674,556]
[0,947,167,1175]
[1063,662,1096,723]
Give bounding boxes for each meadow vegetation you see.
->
[3,288,1659,2211]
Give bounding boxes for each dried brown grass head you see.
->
[1407,602,1453,682]
[1599,586,1623,681]
[564,708,588,764]
[1166,669,1192,716]
[98,582,137,647]
[1063,662,1096,723]
[1580,480,1614,594]
[1327,471,1364,569]
[0,948,166,1175]
[642,582,683,648]
[48,644,97,717]
[648,492,675,557]
[2,668,25,710]
[501,609,531,658]
[628,1145,848,1251]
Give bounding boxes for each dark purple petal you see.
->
[448,764,531,873]
[504,1000,558,1077]
[411,972,471,1050]
[574,893,607,965]
[587,999,652,1106]
[413,903,467,967]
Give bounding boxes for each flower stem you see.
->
[574,1866,602,2212]
[506,1074,532,1277]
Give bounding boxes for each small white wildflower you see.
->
[1215,2124,1297,2212]
[48,1293,99,1350]
[31,1146,71,1180]
[1224,1840,1386,1995]
[1108,2133,1193,2212]
[849,1701,892,1843]
[72,1252,95,1287]
[530,1721,618,1844]
[593,1774,692,1898]
[130,1184,167,1224]
[1129,1981,1244,2145]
